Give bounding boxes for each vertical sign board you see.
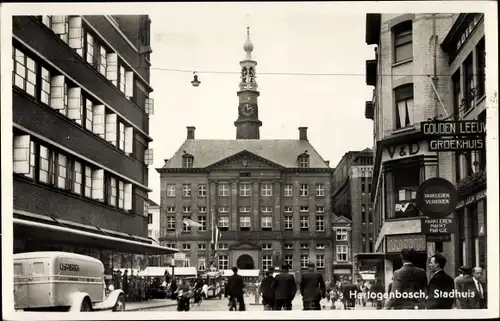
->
[416,177,459,242]
[420,120,486,152]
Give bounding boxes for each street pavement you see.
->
[142,294,377,311]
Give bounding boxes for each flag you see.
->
[182,218,203,228]
[215,226,221,251]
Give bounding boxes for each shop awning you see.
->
[14,218,178,255]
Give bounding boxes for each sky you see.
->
[147,3,375,203]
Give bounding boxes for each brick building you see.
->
[331,149,374,281]
[157,29,334,278]
[364,13,457,288]
[12,15,175,274]
[441,13,487,276]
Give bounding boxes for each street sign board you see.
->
[421,217,455,234]
[416,177,459,219]
[174,252,186,261]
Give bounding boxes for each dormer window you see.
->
[182,154,194,168]
[298,154,309,168]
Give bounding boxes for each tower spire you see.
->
[239,26,258,91]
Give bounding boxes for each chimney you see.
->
[186,126,196,139]
[325,161,330,166]
[298,127,308,141]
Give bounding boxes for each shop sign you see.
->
[385,143,421,161]
[395,201,418,217]
[174,252,186,261]
[416,177,459,219]
[333,269,352,274]
[427,234,451,242]
[456,14,481,52]
[420,120,485,152]
[422,218,455,234]
[386,234,427,253]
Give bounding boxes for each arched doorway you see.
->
[236,254,255,269]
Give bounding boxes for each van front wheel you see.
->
[80,298,92,312]
[113,294,126,312]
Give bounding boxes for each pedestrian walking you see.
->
[385,248,427,310]
[426,253,455,309]
[371,278,385,310]
[226,266,246,311]
[461,267,487,309]
[122,269,129,301]
[299,262,326,310]
[272,264,296,310]
[259,267,275,310]
[454,266,472,308]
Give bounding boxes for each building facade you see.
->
[157,29,334,278]
[331,215,353,282]
[148,200,160,242]
[12,15,175,274]
[331,149,374,281]
[441,13,487,276]
[364,13,458,287]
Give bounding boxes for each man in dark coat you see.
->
[259,268,275,310]
[300,262,326,310]
[340,281,358,309]
[226,266,246,311]
[272,264,297,310]
[385,248,428,310]
[461,267,487,309]
[427,253,455,309]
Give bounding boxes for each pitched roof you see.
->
[162,139,330,169]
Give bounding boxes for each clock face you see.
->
[242,103,254,116]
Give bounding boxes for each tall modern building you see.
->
[364,13,458,288]
[331,149,374,282]
[157,28,335,277]
[12,15,175,274]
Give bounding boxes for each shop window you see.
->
[385,163,421,219]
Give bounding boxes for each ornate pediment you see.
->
[333,216,352,225]
[229,241,261,250]
[206,150,284,170]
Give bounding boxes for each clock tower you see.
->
[234,27,262,139]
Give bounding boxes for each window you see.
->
[261,207,272,214]
[218,207,229,213]
[262,243,272,250]
[182,244,191,251]
[299,184,309,197]
[300,206,309,213]
[218,243,229,250]
[284,216,293,230]
[70,160,82,193]
[12,47,37,97]
[85,98,93,130]
[86,33,95,65]
[284,184,293,197]
[218,255,229,270]
[56,154,68,189]
[262,255,273,271]
[41,15,52,28]
[40,67,51,105]
[105,113,117,146]
[284,206,293,213]
[261,216,273,230]
[361,177,366,193]
[240,216,251,231]
[147,213,153,224]
[284,255,293,269]
[316,244,325,250]
[143,200,149,216]
[119,64,126,93]
[182,155,194,168]
[167,206,175,213]
[298,155,309,168]
[452,71,462,114]
[336,245,348,262]
[386,164,420,219]
[300,216,309,230]
[300,243,309,250]
[336,228,348,241]
[52,16,69,43]
[218,216,229,229]
[167,184,176,197]
[316,206,324,213]
[300,254,309,269]
[198,184,207,197]
[240,207,251,213]
[198,206,207,213]
[167,217,175,230]
[198,243,206,251]
[393,21,413,62]
[183,216,191,232]
[394,84,414,129]
[476,38,486,99]
[316,255,325,268]
[99,46,107,76]
[261,183,272,196]
[198,215,206,231]
[84,166,92,197]
[182,184,191,197]
[182,206,191,213]
[198,257,206,271]
[239,183,251,196]
[284,244,293,250]
[37,145,51,183]
[107,177,117,206]
[166,243,176,249]
[21,140,36,179]
[463,54,475,113]
[118,122,125,151]
[315,216,324,231]
[315,184,324,196]
[218,184,229,197]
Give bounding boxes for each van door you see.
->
[13,262,29,309]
